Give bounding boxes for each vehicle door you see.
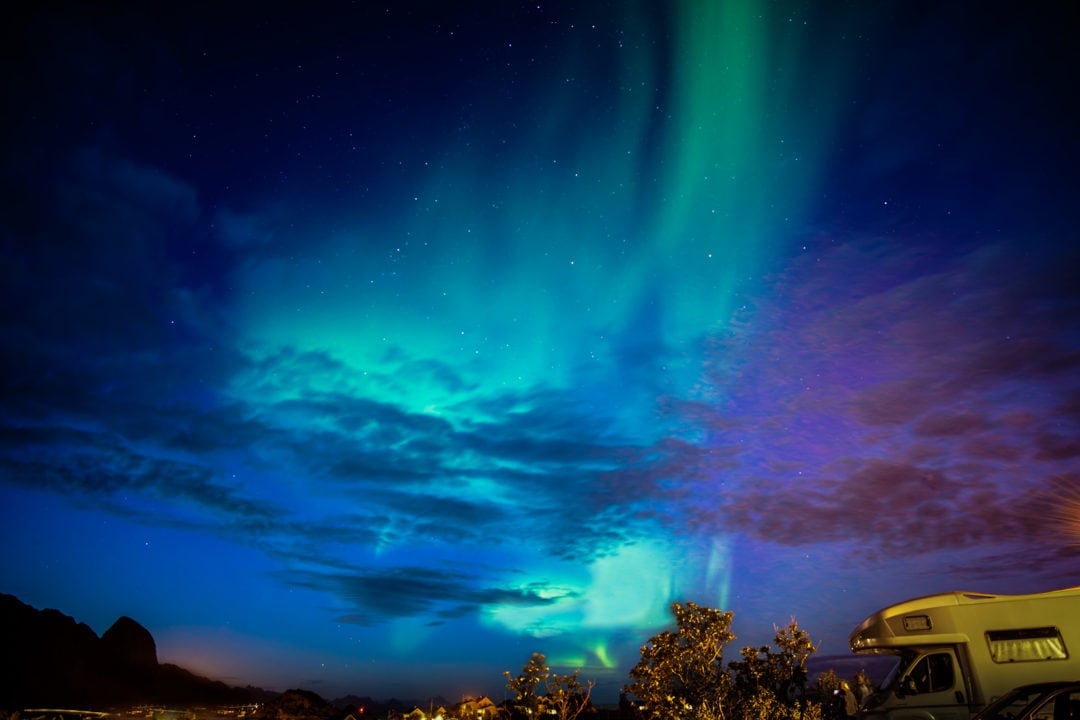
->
[891,650,969,720]
[1026,687,1080,720]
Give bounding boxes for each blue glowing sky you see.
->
[2,0,1079,703]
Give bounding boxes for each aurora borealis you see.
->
[2,0,1079,702]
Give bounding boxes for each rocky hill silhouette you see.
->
[0,593,271,709]
[254,689,338,720]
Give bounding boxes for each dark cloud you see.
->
[289,566,570,625]
[359,486,506,536]
[0,426,280,526]
[714,458,1025,555]
[912,410,987,438]
[960,435,1025,462]
[1033,432,1080,462]
[0,362,659,584]
[668,236,1080,570]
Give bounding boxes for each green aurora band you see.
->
[232,1,857,408]
[222,0,869,669]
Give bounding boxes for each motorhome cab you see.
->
[849,586,1080,720]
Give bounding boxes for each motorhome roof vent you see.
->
[902,615,932,631]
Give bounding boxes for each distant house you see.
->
[452,697,499,720]
[401,707,450,720]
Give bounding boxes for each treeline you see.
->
[502,601,870,720]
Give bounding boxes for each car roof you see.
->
[1007,681,1080,692]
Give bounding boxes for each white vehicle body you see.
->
[849,586,1080,720]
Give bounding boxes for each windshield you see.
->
[877,651,913,692]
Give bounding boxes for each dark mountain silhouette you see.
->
[331,695,410,716]
[101,615,158,672]
[329,695,439,720]
[254,688,338,720]
[0,593,271,709]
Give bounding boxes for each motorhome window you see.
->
[986,627,1068,662]
[904,652,954,694]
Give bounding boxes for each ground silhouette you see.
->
[0,593,271,709]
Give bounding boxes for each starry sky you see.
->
[2,0,1079,703]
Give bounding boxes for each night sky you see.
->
[2,0,1079,703]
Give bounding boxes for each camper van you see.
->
[849,586,1080,720]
